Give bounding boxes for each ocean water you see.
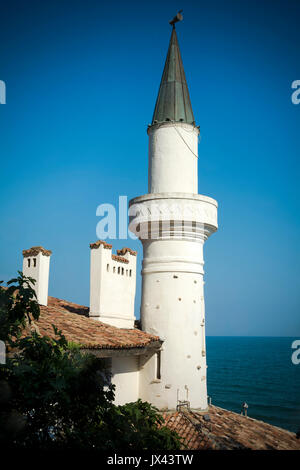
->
[206,337,300,433]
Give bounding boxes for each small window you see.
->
[129,269,132,277]
[122,267,124,275]
[113,266,116,273]
[27,259,30,268]
[126,269,128,276]
[106,264,109,272]
[33,258,36,267]
[156,351,161,380]
[118,267,120,274]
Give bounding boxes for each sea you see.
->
[206,337,300,433]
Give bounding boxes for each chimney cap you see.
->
[22,246,52,258]
[116,247,137,257]
[90,240,112,250]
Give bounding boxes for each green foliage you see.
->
[0,271,39,342]
[0,273,181,450]
[0,327,115,448]
[99,399,182,451]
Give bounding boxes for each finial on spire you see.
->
[169,10,183,28]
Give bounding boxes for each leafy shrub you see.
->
[0,273,181,450]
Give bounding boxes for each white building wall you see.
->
[111,356,140,405]
[22,249,51,306]
[89,241,137,328]
[148,122,199,194]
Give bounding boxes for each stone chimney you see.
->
[22,246,52,306]
[89,240,137,328]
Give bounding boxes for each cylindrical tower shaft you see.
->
[148,122,199,194]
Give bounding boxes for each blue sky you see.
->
[0,0,299,336]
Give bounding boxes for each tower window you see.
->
[156,351,161,380]
[126,269,128,276]
[33,258,36,267]
[113,266,116,273]
[118,267,120,274]
[129,269,132,277]
[107,264,109,272]
[27,259,30,268]
[122,267,124,275]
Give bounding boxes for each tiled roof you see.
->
[90,240,112,250]
[28,297,160,350]
[22,246,52,257]
[89,241,136,263]
[162,406,300,450]
[117,247,137,257]
[111,254,129,264]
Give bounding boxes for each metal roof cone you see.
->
[151,27,195,125]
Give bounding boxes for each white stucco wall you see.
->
[22,252,50,306]
[148,122,199,194]
[89,243,137,328]
[138,267,208,410]
[111,356,140,405]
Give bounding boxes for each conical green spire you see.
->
[151,27,195,125]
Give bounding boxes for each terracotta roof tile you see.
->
[90,240,112,250]
[89,241,135,263]
[28,296,159,350]
[111,254,129,263]
[22,246,52,257]
[116,247,137,257]
[162,406,300,450]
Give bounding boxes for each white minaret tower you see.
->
[129,17,218,411]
